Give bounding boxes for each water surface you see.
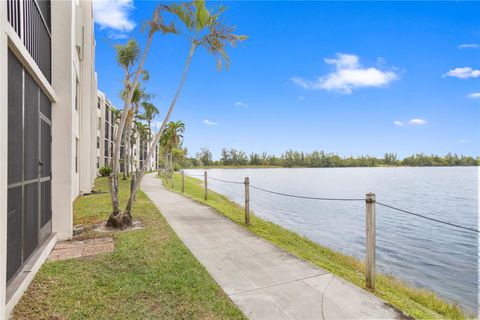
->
[184,167,478,314]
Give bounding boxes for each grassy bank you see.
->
[164,173,467,320]
[13,177,245,319]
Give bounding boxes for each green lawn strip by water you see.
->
[13,177,245,320]
[164,172,467,320]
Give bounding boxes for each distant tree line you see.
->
[179,148,479,168]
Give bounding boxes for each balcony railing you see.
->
[7,0,52,82]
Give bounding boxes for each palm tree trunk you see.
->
[125,124,131,178]
[165,152,168,176]
[108,30,156,227]
[125,42,196,214]
[170,152,174,188]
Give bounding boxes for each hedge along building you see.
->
[0,0,97,318]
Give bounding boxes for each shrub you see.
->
[99,166,112,177]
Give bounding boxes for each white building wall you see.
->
[51,0,76,241]
[78,0,97,194]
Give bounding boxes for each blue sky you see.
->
[93,1,480,159]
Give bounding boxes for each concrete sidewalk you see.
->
[141,173,406,320]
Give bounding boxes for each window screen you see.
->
[24,70,39,181]
[7,186,22,282]
[23,183,39,261]
[41,180,51,227]
[40,89,51,119]
[40,120,51,178]
[8,50,23,185]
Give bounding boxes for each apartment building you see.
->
[97,90,115,169]
[97,91,159,174]
[0,0,97,318]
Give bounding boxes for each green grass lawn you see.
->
[164,172,468,320]
[12,177,245,320]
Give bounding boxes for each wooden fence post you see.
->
[244,177,250,225]
[365,192,376,291]
[204,171,208,201]
[181,170,184,193]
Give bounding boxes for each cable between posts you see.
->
[250,184,364,201]
[376,202,479,233]
[208,176,244,185]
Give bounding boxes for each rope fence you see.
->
[193,173,478,234]
[376,202,479,233]
[250,184,364,202]
[178,170,478,291]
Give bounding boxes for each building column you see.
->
[0,1,8,318]
[51,0,74,240]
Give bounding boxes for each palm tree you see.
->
[123,85,150,179]
[159,126,171,177]
[160,121,184,181]
[137,102,159,138]
[107,7,177,229]
[125,0,246,216]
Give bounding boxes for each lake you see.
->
[184,167,478,314]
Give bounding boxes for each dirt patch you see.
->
[92,219,145,233]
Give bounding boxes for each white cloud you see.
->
[408,118,427,126]
[298,96,305,101]
[458,44,479,49]
[459,139,470,144]
[93,0,136,32]
[203,120,218,126]
[235,101,248,108]
[291,53,398,94]
[108,32,129,40]
[468,92,480,99]
[443,67,480,79]
[394,120,404,126]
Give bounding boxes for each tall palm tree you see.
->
[160,121,184,180]
[123,85,150,178]
[137,102,159,138]
[125,0,246,216]
[108,7,177,229]
[159,126,172,176]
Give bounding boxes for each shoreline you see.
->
[162,172,471,319]
[183,165,478,169]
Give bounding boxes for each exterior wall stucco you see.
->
[51,0,76,241]
[79,0,97,194]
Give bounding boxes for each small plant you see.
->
[174,163,182,172]
[99,166,112,177]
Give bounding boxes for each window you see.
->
[75,80,80,111]
[98,117,101,130]
[97,136,100,149]
[104,140,108,157]
[75,138,79,173]
[97,98,100,109]
[97,157,100,168]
